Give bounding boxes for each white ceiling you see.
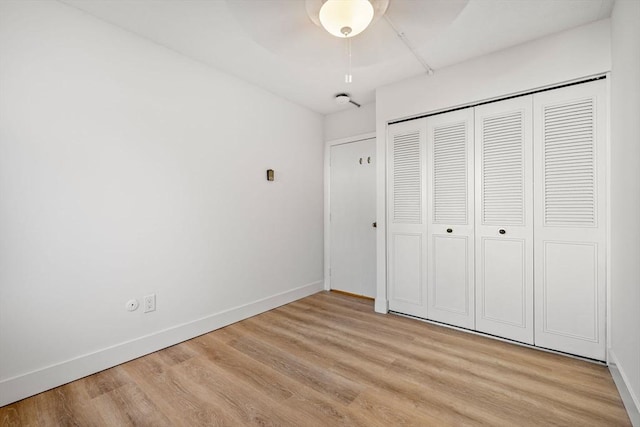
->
[61,0,613,115]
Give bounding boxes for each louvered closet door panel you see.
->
[387,119,428,317]
[475,96,534,344]
[533,80,607,360]
[426,108,475,329]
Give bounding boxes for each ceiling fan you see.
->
[224,0,469,106]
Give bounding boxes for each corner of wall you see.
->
[610,0,640,425]
[609,349,640,426]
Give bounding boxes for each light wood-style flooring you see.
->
[0,291,631,426]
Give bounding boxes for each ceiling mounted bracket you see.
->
[335,93,361,108]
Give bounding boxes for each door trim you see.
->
[324,132,376,293]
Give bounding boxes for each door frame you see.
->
[324,132,377,293]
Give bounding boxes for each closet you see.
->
[386,79,607,360]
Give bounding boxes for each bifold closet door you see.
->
[533,80,607,360]
[426,109,475,329]
[475,96,534,344]
[387,120,428,317]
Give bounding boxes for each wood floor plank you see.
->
[27,381,107,427]
[120,353,236,426]
[91,382,172,427]
[6,399,42,427]
[155,342,198,367]
[176,356,328,426]
[0,291,631,426]
[188,334,295,402]
[228,334,364,406]
[0,407,20,427]
[190,335,374,426]
[347,389,449,426]
[84,365,132,399]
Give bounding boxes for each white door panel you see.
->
[426,108,475,328]
[330,138,376,298]
[390,233,424,304]
[475,96,534,344]
[480,237,527,330]
[387,120,428,317]
[533,80,606,360]
[432,235,469,314]
[541,241,599,341]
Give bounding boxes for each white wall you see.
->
[324,102,376,142]
[374,19,611,312]
[610,0,640,421]
[0,0,324,405]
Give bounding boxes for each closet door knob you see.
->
[446,228,453,233]
[499,229,506,235]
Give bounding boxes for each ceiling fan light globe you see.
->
[335,94,350,104]
[319,0,374,38]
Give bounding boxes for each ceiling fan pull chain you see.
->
[345,37,353,83]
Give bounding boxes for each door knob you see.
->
[446,228,453,233]
[499,229,506,235]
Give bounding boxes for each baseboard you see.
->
[609,349,640,427]
[0,280,323,407]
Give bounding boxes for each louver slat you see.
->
[482,111,524,225]
[433,122,467,224]
[393,131,421,223]
[544,99,595,226]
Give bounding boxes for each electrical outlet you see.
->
[143,294,156,313]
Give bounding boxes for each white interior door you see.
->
[330,138,376,298]
[426,108,475,329]
[533,80,607,360]
[475,96,534,344]
[387,120,428,317]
